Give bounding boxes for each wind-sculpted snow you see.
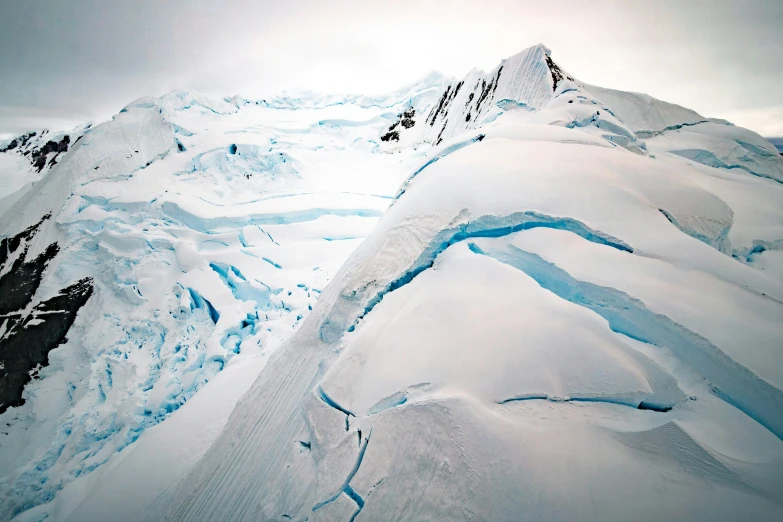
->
[641,146,741,253]
[340,210,634,338]
[393,133,485,199]
[733,238,783,264]
[156,90,239,115]
[659,206,733,253]
[161,198,385,233]
[552,91,648,154]
[667,139,783,184]
[468,240,783,439]
[1,102,177,243]
[261,71,445,112]
[578,89,783,183]
[0,79,424,521]
[147,51,783,519]
[190,144,300,190]
[3,43,783,521]
[582,84,706,135]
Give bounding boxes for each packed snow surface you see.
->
[1,44,783,521]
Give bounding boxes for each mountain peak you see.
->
[422,43,569,144]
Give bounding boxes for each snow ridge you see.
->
[145,44,783,520]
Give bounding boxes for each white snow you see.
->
[0,153,40,204]
[582,84,707,134]
[2,44,783,521]
[0,82,430,521]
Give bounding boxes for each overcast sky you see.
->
[1,0,781,138]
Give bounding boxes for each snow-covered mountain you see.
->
[1,44,783,521]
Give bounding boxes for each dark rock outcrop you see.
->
[545,54,574,92]
[0,278,93,414]
[0,132,36,153]
[1,131,71,172]
[0,215,94,414]
[30,135,70,172]
[381,109,416,142]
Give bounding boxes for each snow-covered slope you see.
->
[2,44,783,521]
[0,80,439,521]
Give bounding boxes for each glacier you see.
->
[1,44,782,521]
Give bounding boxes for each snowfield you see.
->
[1,44,783,521]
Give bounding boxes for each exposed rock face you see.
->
[545,53,574,91]
[0,214,93,414]
[381,108,416,142]
[30,135,71,171]
[0,132,37,153]
[0,215,56,315]
[1,130,72,172]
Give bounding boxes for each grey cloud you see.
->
[1,0,781,136]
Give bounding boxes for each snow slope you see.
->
[0,79,440,521]
[2,44,783,521]
[143,45,783,522]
